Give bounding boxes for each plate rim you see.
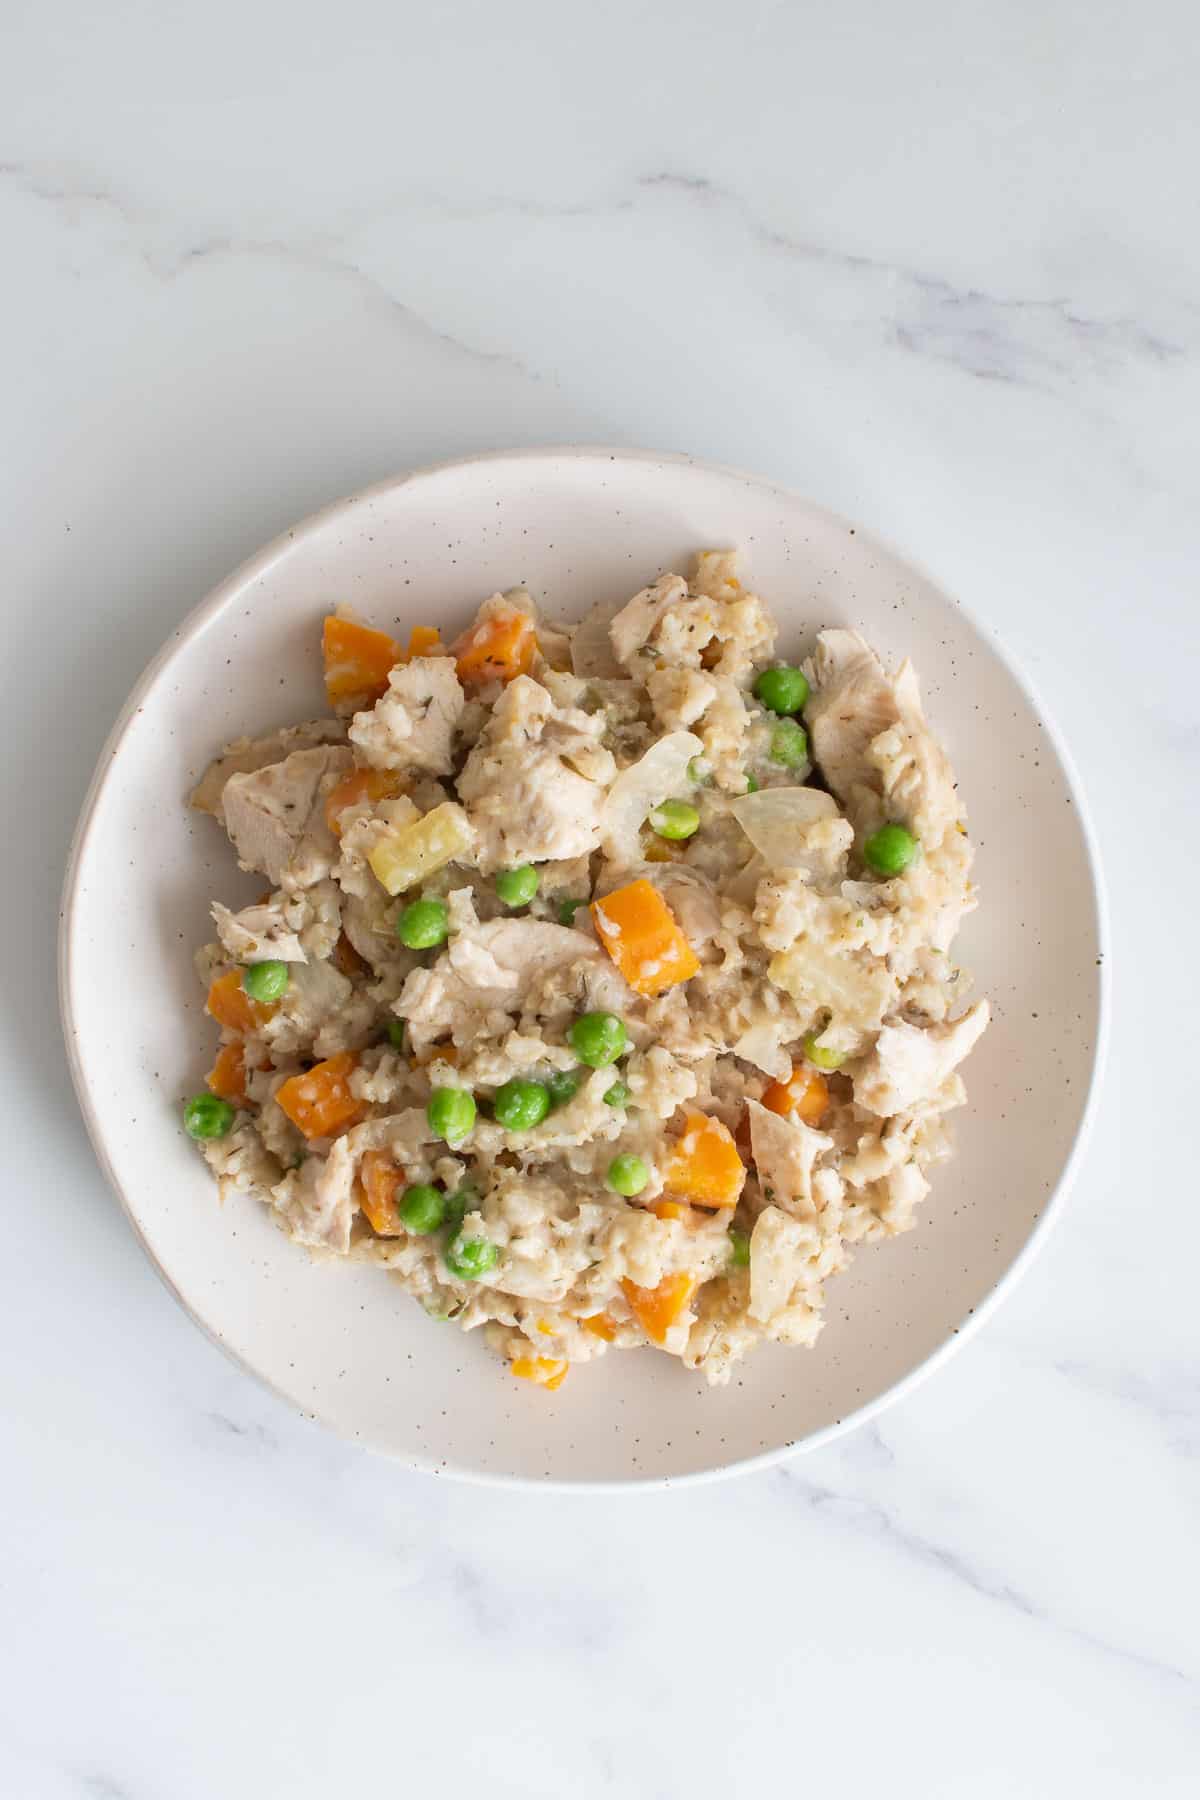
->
[58,444,1111,1489]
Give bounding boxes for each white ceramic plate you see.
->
[60,449,1106,1487]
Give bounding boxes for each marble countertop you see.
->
[3,3,1197,1794]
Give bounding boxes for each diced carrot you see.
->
[511,1356,569,1391]
[332,931,370,979]
[401,625,443,660]
[761,1065,830,1126]
[663,1112,746,1210]
[359,1149,405,1236]
[581,1312,617,1341]
[206,969,277,1034]
[453,605,536,690]
[620,1272,699,1345]
[275,1051,363,1140]
[652,1198,686,1221]
[591,879,700,998]
[207,1041,247,1104]
[324,766,403,837]
[322,615,398,707]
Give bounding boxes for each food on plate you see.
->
[184,552,988,1390]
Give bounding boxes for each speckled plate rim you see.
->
[59,446,1110,1490]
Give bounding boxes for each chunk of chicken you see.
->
[806,630,962,858]
[398,919,601,1050]
[868,711,961,854]
[211,879,342,965]
[748,1204,823,1324]
[610,572,775,685]
[255,958,374,1060]
[189,719,347,822]
[348,656,464,776]
[609,574,688,668]
[855,1000,991,1117]
[200,1118,281,1205]
[645,666,719,732]
[457,675,616,871]
[653,870,724,948]
[271,1136,356,1253]
[804,631,903,808]
[747,1099,833,1220]
[222,745,354,890]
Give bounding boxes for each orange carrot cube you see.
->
[663,1112,745,1209]
[206,1040,247,1104]
[620,1272,699,1345]
[322,615,398,708]
[761,1065,830,1126]
[275,1051,363,1140]
[324,766,403,837]
[510,1356,569,1390]
[206,969,277,1034]
[359,1149,405,1236]
[591,879,700,997]
[452,605,536,689]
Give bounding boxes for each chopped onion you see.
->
[731,786,847,873]
[601,730,702,864]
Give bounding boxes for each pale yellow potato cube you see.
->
[367,802,475,895]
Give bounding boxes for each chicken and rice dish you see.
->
[184,552,989,1391]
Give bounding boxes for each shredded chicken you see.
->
[222,745,354,890]
[349,657,465,775]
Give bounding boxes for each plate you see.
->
[60,448,1107,1486]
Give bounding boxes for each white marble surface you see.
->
[3,2,1197,1793]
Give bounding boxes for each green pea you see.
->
[769,719,809,768]
[385,1018,407,1050]
[804,1033,846,1072]
[754,665,810,715]
[546,1069,583,1110]
[495,865,539,908]
[603,1080,630,1108]
[426,1086,476,1144]
[744,774,760,793]
[606,1153,650,1197]
[242,960,289,1003]
[397,897,449,949]
[863,822,918,877]
[569,1010,627,1068]
[444,1234,500,1280]
[648,799,700,841]
[728,1227,751,1268]
[493,1078,551,1132]
[558,897,585,926]
[182,1093,235,1140]
[399,1184,446,1233]
[443,1184,478,1236]
[687,757,711,785]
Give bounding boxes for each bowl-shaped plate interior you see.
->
[62,450,1104,1485]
